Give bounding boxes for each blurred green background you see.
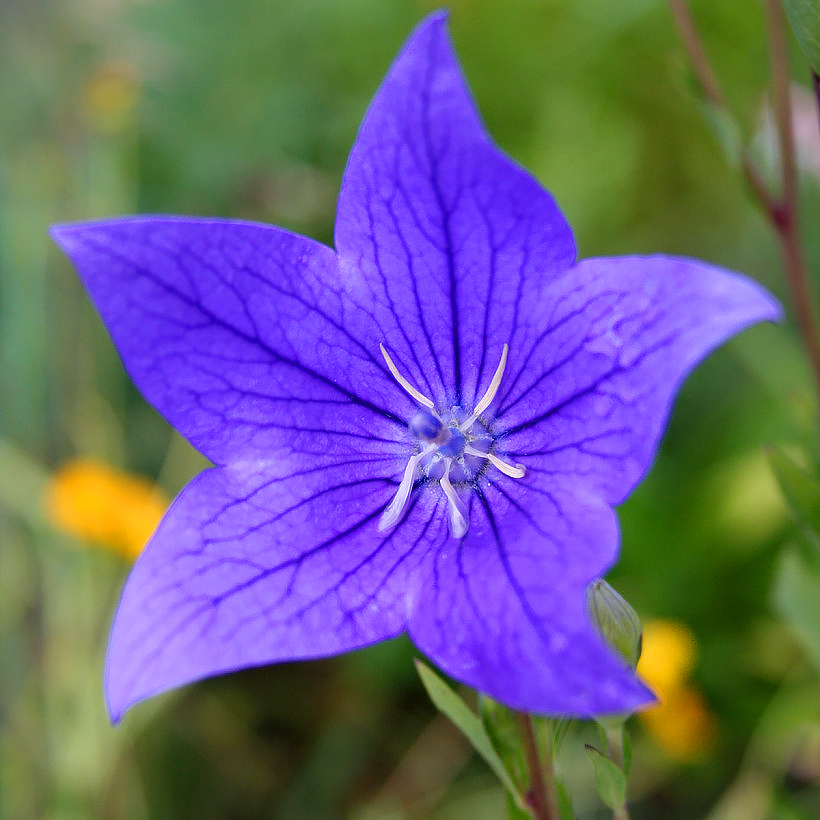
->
[1,0,819,818]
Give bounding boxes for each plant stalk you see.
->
[517,713,559,820]
[765,0,820,404]
[813,71,820,136]
[604,725,631,820]
[668,0,820,410]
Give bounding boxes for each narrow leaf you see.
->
[555,779,577,820]
[622,727,633,778]
[552,716,574,754]
[599,721,632,778]
[772,548,820,672]
[415,660,525,806]
[766,446,820,552]
[698,98,743,168]
[585,744,627,812]
[481,697,577,820]
[670,54,743,168]
[480,696,528,792]
[504,791,532,820]
[784,0,820,75]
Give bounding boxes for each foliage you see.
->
[1,0,819,818]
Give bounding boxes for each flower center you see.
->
[378,343,525,539]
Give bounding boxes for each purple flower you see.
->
[52,12,779,722]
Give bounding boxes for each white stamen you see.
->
[440,461,469,539]
[486,452,526,479]
[461,343,508,430]
[464,444,526,479]
[380,343,435,409]
[378,451,423,532]
[378,338,524,540]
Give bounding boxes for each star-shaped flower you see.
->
[52,12,779,722]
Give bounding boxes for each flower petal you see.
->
[407,474,652,716]
[495,256,781,504]
[105,460,436,721]
[51,218,409,465]
[335,12,576,408]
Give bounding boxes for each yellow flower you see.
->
[85,61,139,134]
[637,620,716,761]
[45,458,168,560]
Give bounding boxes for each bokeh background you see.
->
[1,0,819,818]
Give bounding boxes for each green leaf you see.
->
[480,697,577,820]
[698,98,743,168]
[670,55,743,167]
[784,0,820,75]
[479,696,528,792]
[551,716,574,754]
[772,548,820,672]
[598,722,632,778]
[504,790,533,820]
[766,446,820,552]
[414,660,525,808]
[555,780,577,820]
[584,745,627,812]
[622,727,633,778]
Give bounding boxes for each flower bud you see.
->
[587,579,642,669]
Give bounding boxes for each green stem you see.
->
[517,713,559,820]
[604,726,631,820]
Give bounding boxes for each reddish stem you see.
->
[517,713,559,820]
[668,0,820,408]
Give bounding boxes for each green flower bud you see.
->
[587,579,642,669]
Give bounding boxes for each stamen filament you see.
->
[380,343,435,409]
[440,461,469,539]
[464,444,526,479]
[378,452,422,532]
[461,343,508,430]
[487,451,526,479]
[379,338,523,541]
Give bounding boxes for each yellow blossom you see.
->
[45,458,168,560]
[85,61,139,134]
[637,619,716,761]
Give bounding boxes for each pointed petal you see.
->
[495,256,781,504]
[335,12,576,408]
[407,475,652,716]
[51,218,408,465]
[105,460,436,721]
